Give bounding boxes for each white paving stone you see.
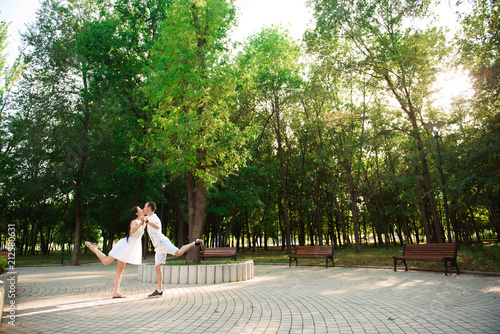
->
[0,262,499,333]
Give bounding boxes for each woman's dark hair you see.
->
[127,207,139,241]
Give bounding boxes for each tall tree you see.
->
[19,0,103,264]
[147,0,254,262]
[309,0,449,243]
[0,19,24,245]
[236,26,303,254]
[78,0,171,206]
[456,0,500,240]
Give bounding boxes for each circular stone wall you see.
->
[137,260,254,284]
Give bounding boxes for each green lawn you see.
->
[12,243,500,273]
[237,243,500,273]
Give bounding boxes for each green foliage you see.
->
[457,0,499,121]
[147,0,256,187]
[0,257,7,274]
[0,0,498,259]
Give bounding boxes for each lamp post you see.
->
[424,120,452,243]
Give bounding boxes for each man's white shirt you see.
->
[147,213,163,248]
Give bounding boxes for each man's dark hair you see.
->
[146,201,157,212]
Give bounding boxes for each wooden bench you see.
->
[202,247,237,261]
[393,243,460,275]
[289,246,335,268]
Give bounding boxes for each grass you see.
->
[237,243,500,273]
[14,253,98,266]
[12,243,500,273]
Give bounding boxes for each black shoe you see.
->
[148,290,163,297]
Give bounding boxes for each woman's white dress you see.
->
[108,223,144,265]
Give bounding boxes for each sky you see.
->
[0,0,313,67]
[0,0,470,110]
[1,0,40,66]
[0,0,464,66]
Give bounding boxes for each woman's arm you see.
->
[130,218,146,234]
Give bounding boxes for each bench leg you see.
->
[444,259,460,275]
[394,258,407,272]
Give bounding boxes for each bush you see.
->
[0,257,7,274]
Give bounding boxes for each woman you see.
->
[85,206,147,298]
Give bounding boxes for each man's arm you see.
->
[147,220,160,229]
[146,215,161,229]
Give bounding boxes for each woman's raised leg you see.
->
[85,241,115,265]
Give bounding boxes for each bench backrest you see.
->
[295,246,334,256]
[203,247,237,256]
[403,243,457,258]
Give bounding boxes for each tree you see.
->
[235,26,303,254]
[0,19,24,246]
[147,0,255,262]
[456,0,500,240]
[78,0,171,206]
[308,0,450,243]
[18,0,106,264]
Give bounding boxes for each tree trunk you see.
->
[174,195,187,247]
[344,160,362,253]
[224,205,239,245]
[326,174,351,247]
[398,199,413,244]
[71,179,83,265]
[384,73,443,243]
[273,93,291,254]
[71,65,91,265]
[414,165,432,243]
[375,150,389,248]
[467,203,482,243]
[484,191,500,242]
[314,172,323,246]
[185,173,207,263]
[335,196,351,247]
[298,141,306,246]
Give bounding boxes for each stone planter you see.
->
[138,260,254,284]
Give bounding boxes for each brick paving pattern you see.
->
[1,262,499,333]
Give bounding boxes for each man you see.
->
[144,201,203,297]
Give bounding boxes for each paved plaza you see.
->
[1,262,499,333]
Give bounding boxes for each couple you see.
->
[85,201,203,298]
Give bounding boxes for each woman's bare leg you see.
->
[113,261,127,298]
[85,241,115,265]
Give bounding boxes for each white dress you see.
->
[108,222,144,265]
